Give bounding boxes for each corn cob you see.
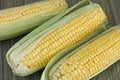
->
[45,26,120,80]
[6,1,108,76]
[0,0,68,41]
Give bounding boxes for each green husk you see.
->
[0,0,68,41]
[6,0,91,76]
[43,26,120,80]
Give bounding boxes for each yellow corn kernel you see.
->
[0,0,67,26]
[51,27,120,80]
[19,5,107,69]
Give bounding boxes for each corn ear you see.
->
[44,25,120,80]
[0,0,68,41]
[6,1,108,76]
